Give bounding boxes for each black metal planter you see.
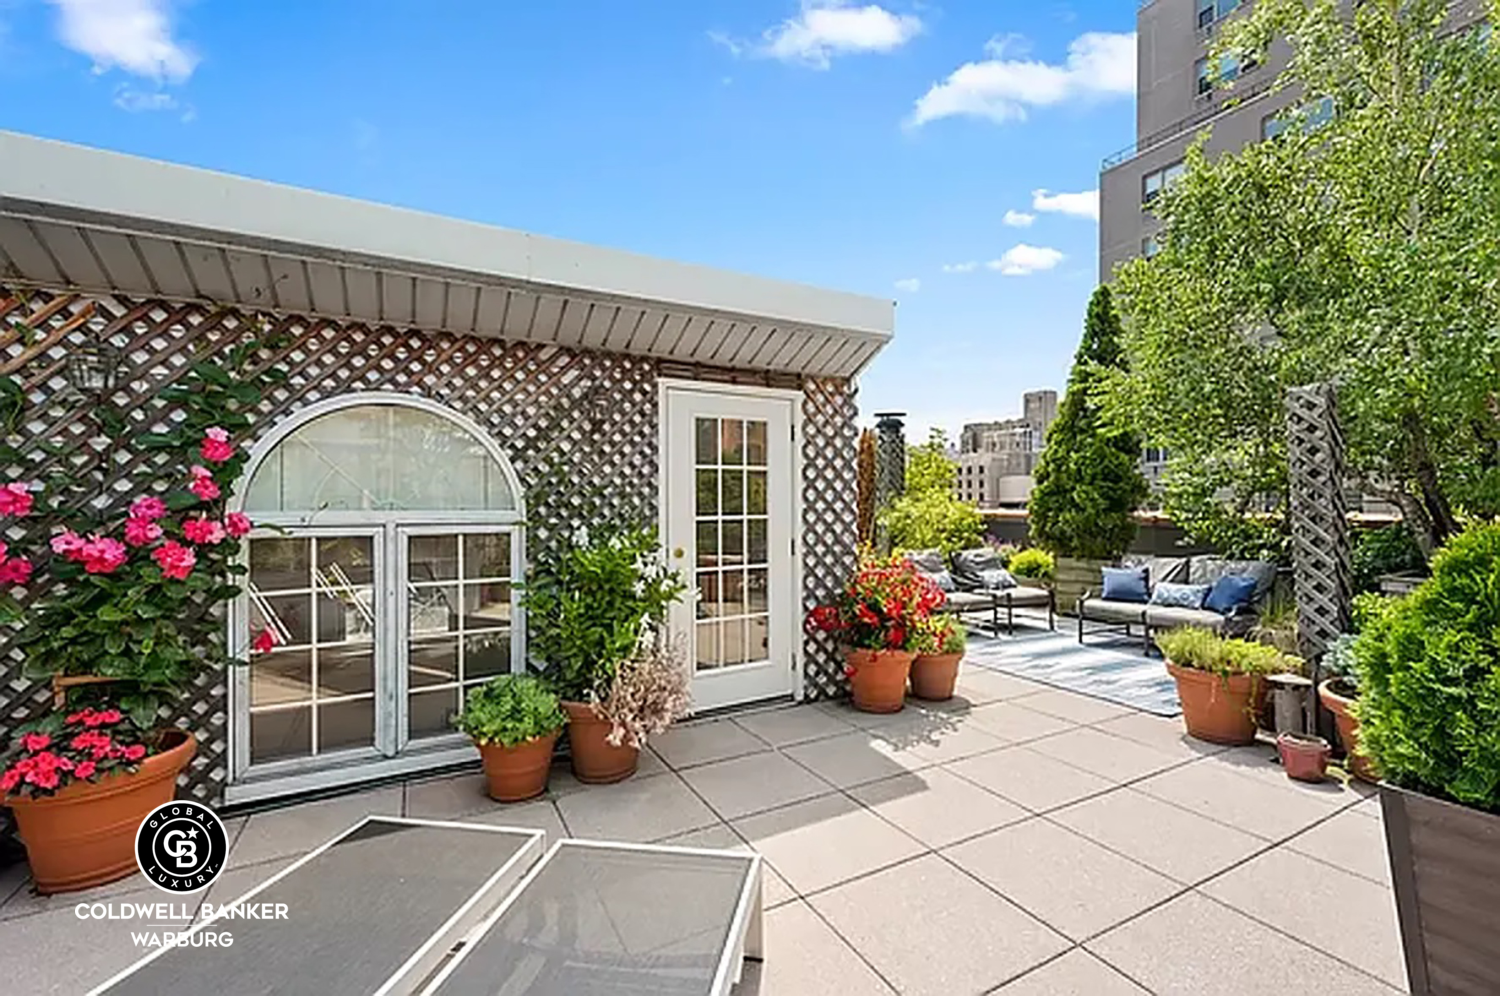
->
[1380,782,1500,995]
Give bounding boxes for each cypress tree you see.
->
[1028,285,1148,559]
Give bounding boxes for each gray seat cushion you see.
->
[996,586,1052,607]
[941,590,994,613]
[1080,598,1148,624]
[952,547,1005,584]
[906,549,947,575]
[1122,554,1189,587]
[1144,605,1231,632]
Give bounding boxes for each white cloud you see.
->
[1003,209,1036,228]
[716,2,922,70]
[48,0,197,82]
[112,83,176,112]
[941,261,979,274]
[1032,187,1099,220]
[909,30,1134,126]
[894,277,921,293]
[987,244,1066,276]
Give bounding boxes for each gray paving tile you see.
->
[781,729,926,789]
[733,793,925,896]
[732,705,856,747]
[848,768,1030,849]
[1200,847,1406,990]
[875,713,1010,765]
[403,769,492,819]
[965,701,1077,744]
[812,854,1069,996]
[1212,743,1367,804]
[679,750,834,819]
[1029,726,1186,782]
[1133,758,1345,841]
[458,797,568,841]
[227,785,403,868]
[650,718,770,769]
[1286,806,1392,885]
[543,747,668,796]
[946,746,1115,813]
[953,666,1050,704]
[1092,711,1228,761]
[555,772,719,842]
[995,949,1151,995]
[656,824,798,909]
[1013,688,1134,725]
[1087,892,1399,996]
[735,900,897,995]
[0,898,153,994]
[945,818,1180,941]
[1050,786,1267,884]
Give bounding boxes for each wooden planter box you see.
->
[1053,556,1106,617]
[1380,782,1500,995]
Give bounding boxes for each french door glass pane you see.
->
[692,416,773,674]
[248,536,377,764]
[407,532,513,740]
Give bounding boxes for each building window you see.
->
[1197,0,1240,29]
[1142,235,1161,259]
[1196,51,1249,96]
[1262,95,1336,140]
[1142,161,1185,204]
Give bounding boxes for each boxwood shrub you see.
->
[1354,522,1500,812]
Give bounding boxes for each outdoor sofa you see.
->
[905,549,1055,635]
[1076,555,1278,653]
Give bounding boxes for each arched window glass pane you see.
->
[245,404,516,513]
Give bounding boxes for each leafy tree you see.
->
[881,429,984,555]
[1028,286,1148,559]
[1109,0,1500,557]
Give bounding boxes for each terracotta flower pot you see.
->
[1277,732,1332,783]
[476,730,561,802]
[1318,679,1378,782]
[1166,660,1267,746]
[6,729,197,895]
[909,652,963,701]
[561,701,638,784]
[845,648,915,713]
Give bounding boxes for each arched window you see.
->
[229,394,525,799]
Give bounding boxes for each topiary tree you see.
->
[1028,285,1148,560]
[1353,521,1500,812]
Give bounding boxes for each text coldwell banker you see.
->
[76,901,289,920]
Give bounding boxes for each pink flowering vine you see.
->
[153,540,197,581]
[182,516,227,546]
[129,495,167,521]
[123,517,164,547]
[0,482,33,517]
[188,465,221,501]
[199,426,234,464]
[225,511,253,538]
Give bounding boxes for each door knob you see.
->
[672,547,685,559]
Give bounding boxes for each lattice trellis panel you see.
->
[1286,383,1353,662]
[1,288,659,805]
[3,285,865,798]
[801,378,859,701]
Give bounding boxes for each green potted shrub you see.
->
[524,523,686,783]
[1027,285,1148,614]
[1353,522,1500,994]
[1156,627,1302,745]
[454,675,566,802]
[908,614,966,701]
[1006,547,1055,583]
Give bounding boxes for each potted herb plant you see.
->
[1156,626,1303,745]
[0,346,278,893]
[524,523,686,783]
[1352,522,1500,994]
[454,675,566,802]
[908,615,966,701]
[807,553,944,713]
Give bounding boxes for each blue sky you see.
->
[0,0,1137,438]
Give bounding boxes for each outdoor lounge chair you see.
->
[1077,555,1278,653]
[903,549,998,632]
[951,548,1056,634]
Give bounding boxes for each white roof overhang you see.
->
[0,131,893,378]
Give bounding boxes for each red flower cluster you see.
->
[0,707,154,799]
[805,553,946,651]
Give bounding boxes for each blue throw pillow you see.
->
[1204,574,1258,614]
[1149,581,1212,610]
[1101,566,1150,603]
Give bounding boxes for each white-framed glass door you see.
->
[665,387,797,710]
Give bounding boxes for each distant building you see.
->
[955,390,1058,508]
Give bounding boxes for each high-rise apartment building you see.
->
[1099,0,1485,278]
[955,390,1058,508]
